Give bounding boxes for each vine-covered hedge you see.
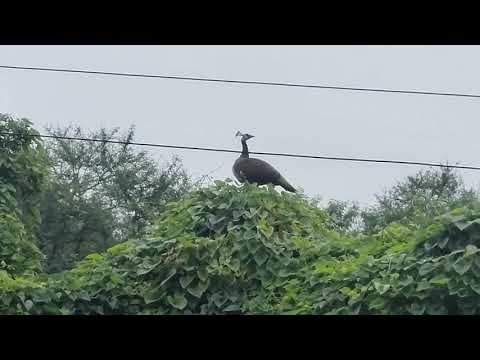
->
[1,115,46,276]
[1,181,480,314]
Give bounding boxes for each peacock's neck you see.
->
[241,139,249,158]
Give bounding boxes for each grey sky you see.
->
[1,45,480,206]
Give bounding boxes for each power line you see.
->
[2,131,480,171]
[1,64,480,99]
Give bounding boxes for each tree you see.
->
[324,199,361,234]
[0,114,47,275]
[38,124,193,272]
[361,166,478,233]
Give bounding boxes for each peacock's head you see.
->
[236,131,255,141]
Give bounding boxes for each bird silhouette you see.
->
[232,131,296,193]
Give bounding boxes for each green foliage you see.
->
[0,114,46,275]
[0,114,48,232]
[0,181,332,314]
[0,212,44,275]
[38,125,193,272]
[322,199,361,234]
[304,204,480,315]
[2,179,479,315]
[2,147,480,314]
[361,167,477,233]
[39,182,116,272]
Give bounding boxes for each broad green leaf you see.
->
[143,287,163,304]
[418,262,437,276]
[218,203,229,209]
[258,219,274,238]
[253,251,268,266]
[238,246,250,261]
[179,274,195,289]
[246,238,260,254]
[470,282,480,295]
[110,274,122,285]
[167,292,188,310]
[78,291,91,301]
[455,220,475,231]
[137,260,164,275]
[453,257,472,275]
[211,292,227,308]
[368,297,386,310]
[197,268,208,282]
[438,236,449,249]
[187,280,209,298]
[457,287,470,298]
[373,281,390,295]
[292,237,311,250]
[398,276,414,288]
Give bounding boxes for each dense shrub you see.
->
[0,114,47,275]
[2,181,480,314]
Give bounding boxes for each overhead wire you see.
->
[2,64,479,170]
[1,131,479,171]
[1,64,480,99]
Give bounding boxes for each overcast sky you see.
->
[1,45,480,206]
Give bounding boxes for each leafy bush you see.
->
[0,212,44,276]
[307,205,480,315]
[2,180,480,315]
[0,114,46,275]
[0,181,331,314]
[361,167,477,233]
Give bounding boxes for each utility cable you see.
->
[1,131,479,171]
[1,65,480,99]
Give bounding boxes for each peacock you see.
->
[232,131,296,193]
